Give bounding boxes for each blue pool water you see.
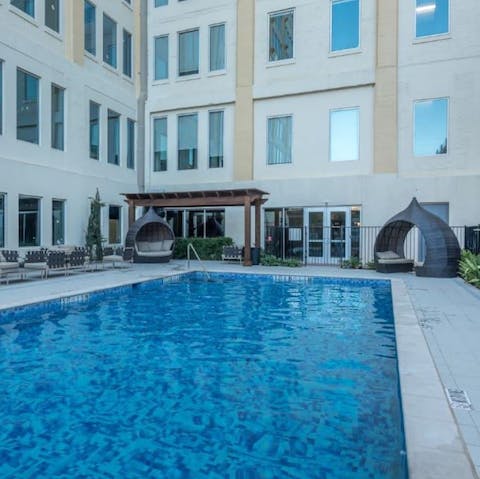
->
[0,273,407,479]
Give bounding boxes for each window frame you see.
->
[209,23,226,73]
[413,97,449,157]
[45,0,61,34]
[266,114,293,165]
[154,34,169,81]
[208,109,224,168]
[52,199,66,246]
[0,193,5,248]
[89,100,100,160]
[84,0,97,56]
[329,107,360,162]
[267,8,295,64]
[103,13,118,69]
[108,205,122,245]
[51,83,65,151]
[16,68,40,145]
[153,116,168,172]
[177,28,200,78]
[122,29,133,78]
[10,0,35,19]
[0,60,3,136]
[107,109,121,165]
[329,0,361,54]
[414,0,450,40]
[127,118,135,169]
[18,195,41,247]
[177,112,198,170]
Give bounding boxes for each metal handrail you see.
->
[186,243,210,280]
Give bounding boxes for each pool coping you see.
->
[391,279,478,479]
[0,268,477,478]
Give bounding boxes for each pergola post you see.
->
[244,196,252,266]
[254,198,261,248]
[128,203,136,227]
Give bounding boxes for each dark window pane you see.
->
[108,109,120,165]
[269,10,293,61]
[52,200,65,245]
[108,205,121,244]
[84,1,96,55]
[17,69,39,144]
[153,117,167,171]
[178,30,199,76]
[127,118,135,169]
[209,111,224,168]
[89,101,100,159]
[45,0,60,33]
[0,194,5,248]
[19,197,40,247]
[178,114,197,170]
[154,35,168,80]
[11,0,34,17]
[51,85,65,150]
[103,14,117,68]
[123,30,132,77]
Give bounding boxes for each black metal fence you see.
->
[265,225,477,266]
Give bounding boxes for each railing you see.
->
[186,242,210,279]
[264,225,475,266]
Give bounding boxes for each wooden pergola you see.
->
[122,188,269,266]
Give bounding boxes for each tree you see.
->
[85,189,104,261]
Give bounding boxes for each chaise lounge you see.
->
[375,250,414,273]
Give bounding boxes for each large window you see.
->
[178,114,198,170]
[52,199,65,245]
[123,30,132,77]
[89,101,100,159]
[19,197,40,247]
[330,108,359,162]
[0,61,3,135]
[178,29,199,76]
[331,0,359,52]
[0,194,5,248]
[11,0,34,17]
[154,35,169,80]
[45,0,60,33]
[108,206,121,244]
[103,14,117,68]
[269,10,294,62]
[416,0,449,38]
[209,24,225,72]
[414,98,448,156]
[84,1,96,55]
[267,116,292,165]
[108,109,120,165]
[209,110,224,168]
[17,69,39,144]
[127,118,135,169]
[51,85,65,151]
[186,210,225,238]
[153,117,167,171]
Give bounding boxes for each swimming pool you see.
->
[0,272,407,478]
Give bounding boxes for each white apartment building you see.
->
[0,0,141,250]
[1,0,479,263]
[146,0,480,262]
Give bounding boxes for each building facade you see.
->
[146,0,480,263]
[1,0,479,262]
[0,0,142,250]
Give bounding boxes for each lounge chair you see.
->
[68,249,87,273]
[0,250,21,284]
[221,246,243,262]
[23,250,48,279]
[134,240,173,263]
[103,247,134,268]
[375,251,414,273]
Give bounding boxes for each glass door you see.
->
[327,208,350,263]
[306,209,325,263]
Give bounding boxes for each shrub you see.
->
[459,250,480,288]
[260,253,302,267]
[173,237,234,260]
[340,257,362,269]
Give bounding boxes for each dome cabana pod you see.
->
[374,198,460,278]
[125,207,175,263]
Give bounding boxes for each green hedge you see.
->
[459,250,480,288]
[173,237,234,260]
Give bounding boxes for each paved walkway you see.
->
[0,261,479,477]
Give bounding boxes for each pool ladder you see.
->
[186,243,211,280]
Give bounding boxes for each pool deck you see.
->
[0,260,479,479]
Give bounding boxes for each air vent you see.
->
[446,388,472,410]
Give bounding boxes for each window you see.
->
[416,0,449,38]
[84,1,96,55]
[414,98,448,156]
[108,206,121,244]
[178,29,199,76]
[51,85,65,150]
[330,108,359,162]
[10,0,34,17]
[153,117,167,171]
[0,194,5,248]
[267,116,292,165]
[209,111,224,168]
[123,30,132,77]
[331,0,359,52]
[108,109,120,165]
[103,14,117,68]
[178,114,198,170]
[154,35,168,80]
[45,0,60,33]
[19,197,40,247]
[89,101,100,159]
[17,69,39,144]
[152,120,168,174]
[127,118,135,169]
[155,0,168,5]
[209,24,225,72]
[269,10,294,62]
[186,210,225,238]
[52,199,65,245]
[0,61,3,135]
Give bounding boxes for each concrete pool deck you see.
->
[0,260,478,478]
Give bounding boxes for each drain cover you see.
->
[446,388,472,410]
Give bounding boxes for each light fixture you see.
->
[416,3,436,14]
